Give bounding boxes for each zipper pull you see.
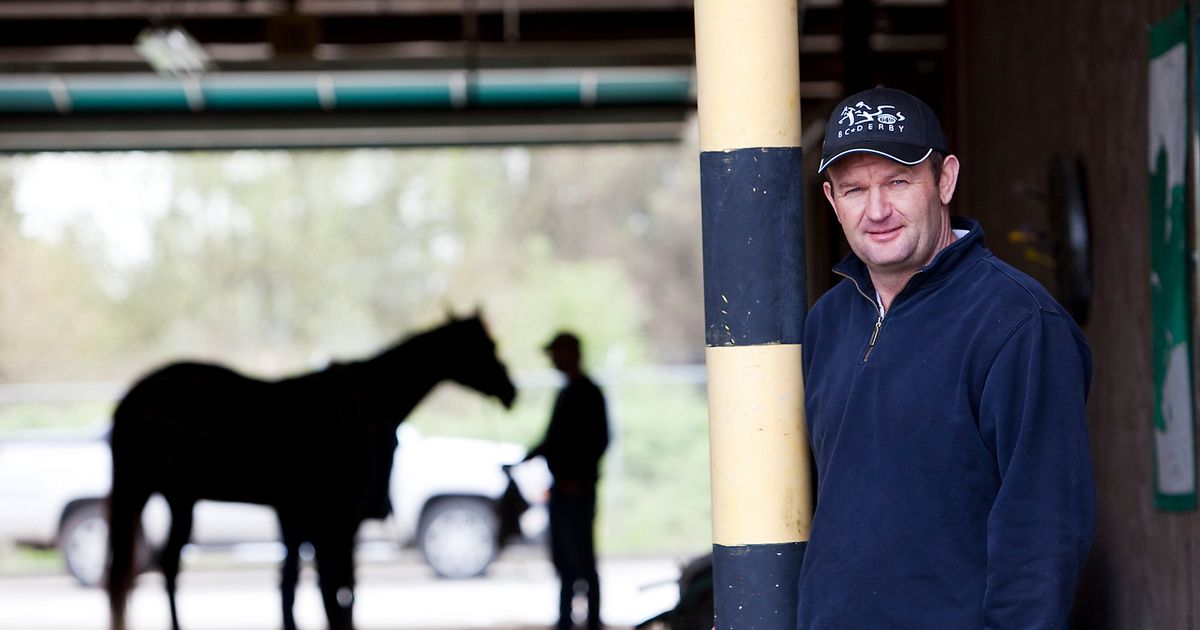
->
[864,314,883,362]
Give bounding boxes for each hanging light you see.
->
[135,24,213,77]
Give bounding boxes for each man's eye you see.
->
[891,179,908,186]
[843,187,863,195]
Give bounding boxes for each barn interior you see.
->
[0,1,1195,628]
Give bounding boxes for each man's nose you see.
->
[864,188,892,221]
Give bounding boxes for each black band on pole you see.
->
[701,147,806,347]
[712,542,806,629]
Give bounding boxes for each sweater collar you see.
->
[832,216,986,299]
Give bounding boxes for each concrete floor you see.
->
[0,548,685,630]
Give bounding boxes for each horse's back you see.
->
[111,361,301,502]
[116,362,266,432]
[121,360,252,399]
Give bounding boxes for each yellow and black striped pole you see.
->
[694,1,812,628]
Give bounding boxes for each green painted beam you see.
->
[0,69,695,114]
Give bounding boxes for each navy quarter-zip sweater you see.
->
[797,217,1095,629]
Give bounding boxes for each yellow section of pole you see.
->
[694,0,802,152]
[707,344,812,545]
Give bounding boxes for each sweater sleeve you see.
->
[979,310,1095,630]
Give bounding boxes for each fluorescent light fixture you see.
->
[135,25,213,76]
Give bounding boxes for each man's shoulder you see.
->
[967,251,1068,315]
[807,277,870,339]
[961,251,1089,351]
[567,375,605,398]
[810,276,862,314]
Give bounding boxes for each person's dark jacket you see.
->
[797,217,1095,629]
[528,375,609,489]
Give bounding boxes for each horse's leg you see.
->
[161,496,195,630]
[106,482,151,630]
[313,529,357,630]
[278,515,302,630]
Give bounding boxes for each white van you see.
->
[0,424,549,586]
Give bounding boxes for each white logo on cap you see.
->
[835,102,906,138]
[839,102,906,126]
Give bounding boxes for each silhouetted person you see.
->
[517,332,609,630]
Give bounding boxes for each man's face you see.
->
[547,341,580,374]
[822,152,959,278]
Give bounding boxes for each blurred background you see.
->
[0,142,713,629]
[0,142,712,555]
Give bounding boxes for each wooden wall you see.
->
[953,1,1197,627]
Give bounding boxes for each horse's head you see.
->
[441,315,517,409]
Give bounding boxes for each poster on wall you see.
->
[1148,4,1196,512]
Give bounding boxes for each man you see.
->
[797,86,1095,628]
[518,332,609,630]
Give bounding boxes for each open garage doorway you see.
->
[0,140,710,629]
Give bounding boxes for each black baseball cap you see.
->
[817,86,949,173]
[543,331,580,353]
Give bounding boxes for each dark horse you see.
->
[105,315,516,630]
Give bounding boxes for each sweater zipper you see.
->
[864,313,883,362]
[833,270,886,363]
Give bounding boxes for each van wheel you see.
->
[418,498,498,579]
[59,501,152,588]
[59,502,109,588]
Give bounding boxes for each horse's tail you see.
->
[106,396,150,630]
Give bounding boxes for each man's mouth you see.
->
[867,226,902,240]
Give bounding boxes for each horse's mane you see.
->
[364,316,486,370]
[321,316,488,421]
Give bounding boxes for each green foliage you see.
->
[0,172,125,382]
[0,545,61,576]
[599,382,711,554]
[0,402,111,433]
[493,257,648,370]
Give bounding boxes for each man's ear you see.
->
[822,180,841,222]
[939,154,961,206]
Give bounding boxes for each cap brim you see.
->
[817,143,933,173]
